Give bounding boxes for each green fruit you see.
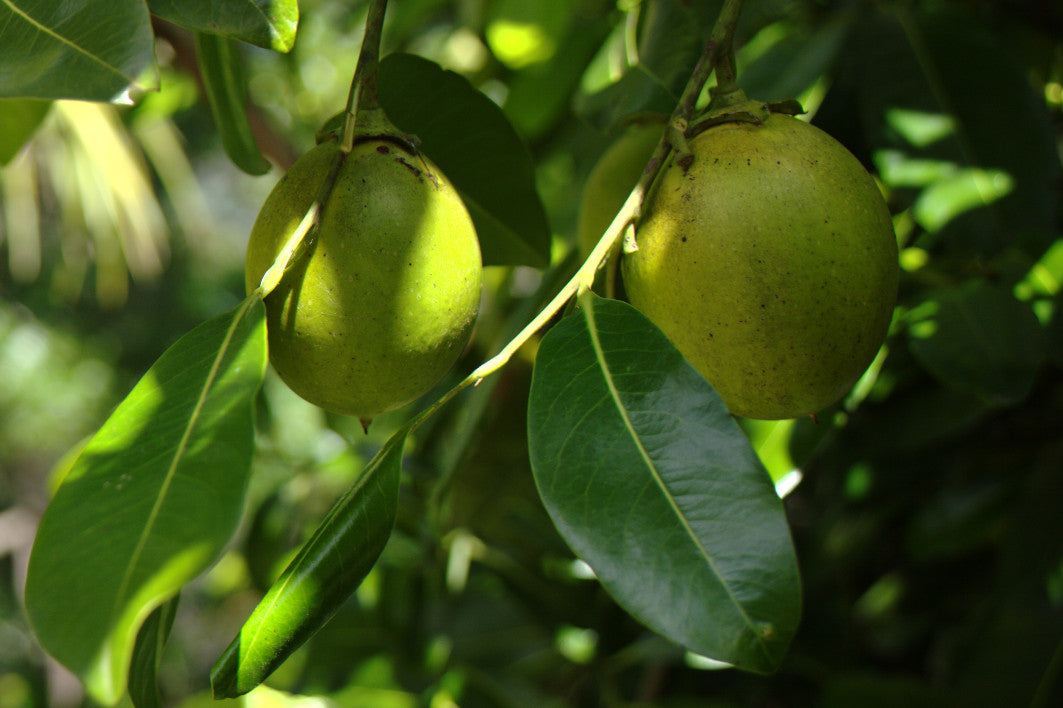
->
[576,122,663,259]
[245,139,482,419]
[622,112,898,420]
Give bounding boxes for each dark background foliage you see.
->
[1,0,1061,705]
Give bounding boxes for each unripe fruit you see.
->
[622,112,898,420]
[245,139,482,419]
[577,122,662,258]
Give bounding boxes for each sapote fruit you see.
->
[622,107,898,420]
[245,138,482,420]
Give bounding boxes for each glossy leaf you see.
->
[0,99,50,165]
[527,294,801,673]
[128,596,179,708]
[195,32,271,176]
[377,53,551,268]
[24,298,268,705]
[0,0,156,101]
[907,280,1045,405]
[210,426,407,698]
[148,0,298,52]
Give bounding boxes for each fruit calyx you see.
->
[687,90,806,143]
[314,106,423,156]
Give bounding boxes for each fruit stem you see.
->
[342,0,388,151]
[676,0,744,125]
[406,0,749,435]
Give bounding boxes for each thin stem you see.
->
[342,0,388,151]
[676,0,744,123]
[408,0,747,435]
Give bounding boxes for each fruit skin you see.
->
[577,122,663,259]
[245,139,482,419]
[622,113,898,420]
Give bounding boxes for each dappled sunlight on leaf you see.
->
[912,168,1014,233]
[884,108,955,148]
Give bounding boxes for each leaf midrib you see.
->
[581,298,771,666]
[2,0,138,82]
[109,298,256,631]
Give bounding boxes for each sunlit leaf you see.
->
[148,0,298,52]
[0,0,156,101]
[210,426,407,698]
[527,294,801,673]
[25,298,268,705]
[485,0,573,69]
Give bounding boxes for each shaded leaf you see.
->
[574,64,678,132]
[25,298,268,705]
[821,672,954,708]
[195,32,271,176]
[907,280,1045,405]
[527,294,801,673]
[0,0,156,101]
[377,53,551,268]
[854,7,1059,256]
[128,596,179,708]
[148,0,298,52]
[1048,291,1063,368]
[210,426,407,698]
[636,0,713,97]
[738,14,853,102]
[0,99,51,165]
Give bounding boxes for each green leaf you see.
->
[526,294,801,673]
[0,0,156,101]
[738,15,853,102]
[1048,291,1063,368]
[907,280,1045,406]
[148,0,298,52]
[0,99,50,165]
[854,7,1060,256]
[502,12,613,139]
[195,32,271,176]
[24,298,268,705]
[210,426,407,698]
[128,596,179,708]
[635,0,713,97]
[377,53,551,269]
[484,0,573,70]
[574,64,678,132]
